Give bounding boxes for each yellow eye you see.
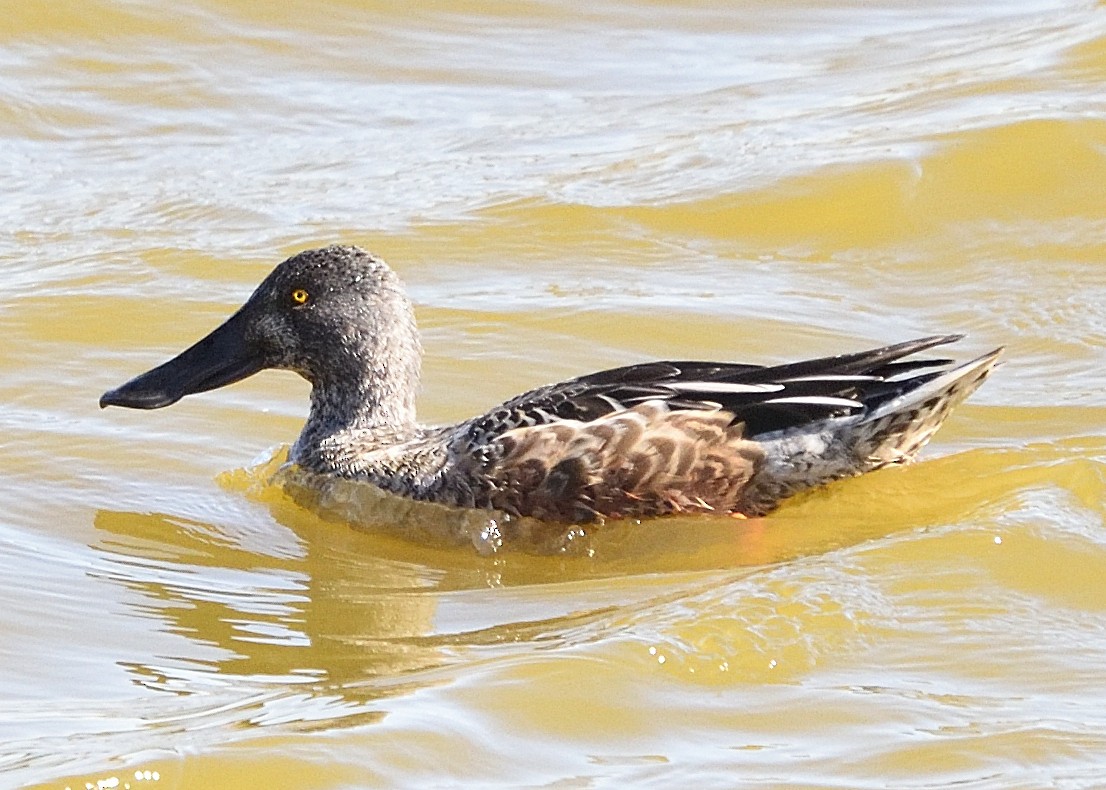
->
[291,288,309,305]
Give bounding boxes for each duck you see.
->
[100,245,1002,523]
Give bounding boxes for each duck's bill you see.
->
[99,311,265,410]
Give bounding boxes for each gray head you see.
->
[100,245,422,430]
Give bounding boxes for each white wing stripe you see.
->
[765,395,862,408]
[669,382,785,394]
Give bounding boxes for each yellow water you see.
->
[4,0,1106,787]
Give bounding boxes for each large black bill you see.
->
[99,310,265,410]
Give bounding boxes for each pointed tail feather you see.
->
[859,346,1003,465]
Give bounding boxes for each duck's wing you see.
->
[446,334,1001,522]
[463,334,968,443]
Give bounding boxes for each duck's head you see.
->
[100,245,422,426]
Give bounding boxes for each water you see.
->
[3,0,1106,787]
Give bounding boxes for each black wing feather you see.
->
[466,335,965,441]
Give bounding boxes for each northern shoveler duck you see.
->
[101,245,1001,523]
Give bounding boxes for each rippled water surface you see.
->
[4,1,1106,787]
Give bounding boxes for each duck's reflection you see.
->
[91,501,444,715]
[90,441,1004,733]
[88,455,656,725]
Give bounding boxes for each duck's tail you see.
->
[738,346,1002,514]
[854,346,1003,468]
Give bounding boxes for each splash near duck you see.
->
[101,245,1001,523]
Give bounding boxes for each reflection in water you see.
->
[91,507,441,732]
[90,490,704,737]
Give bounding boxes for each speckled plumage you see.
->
[101,245,1002,523]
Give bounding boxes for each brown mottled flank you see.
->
[100,245,1002,524]
[473,404,763,522]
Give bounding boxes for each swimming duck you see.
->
[101,245,1001,523]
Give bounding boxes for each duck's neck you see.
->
[291,305,423,470]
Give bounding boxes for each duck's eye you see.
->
[290,288,310,306]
